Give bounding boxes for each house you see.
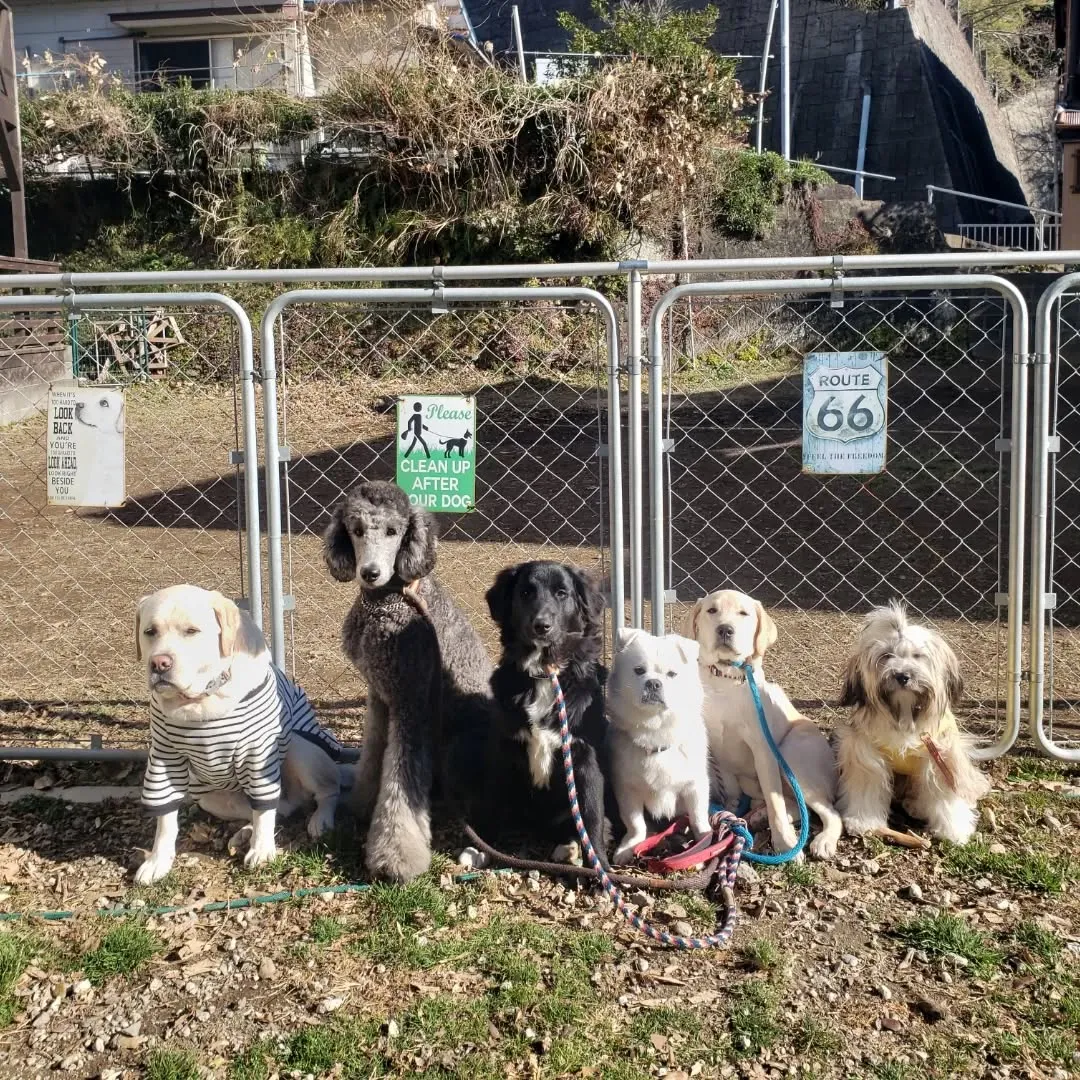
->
[1056,0,1080,246]
[8,0,484,97]
[467,0,1030,234]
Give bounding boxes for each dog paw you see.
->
[227,825,253,856]
[306,806,336,840]
[612,844,638,865]
[842,816,887,837]
[244,839,277,868]
[134,855,173,886]
[551,842,583,866]
[457,846,490,871]
[809,833,839,860]
[367,845,431,883]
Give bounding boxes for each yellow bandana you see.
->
[877,709,958,777]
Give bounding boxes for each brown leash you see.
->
[921,734,958,793]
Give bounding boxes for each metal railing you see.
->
[958,222,1062,252]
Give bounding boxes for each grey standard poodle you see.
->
[323,480,492,882]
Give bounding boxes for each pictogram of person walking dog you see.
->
[401,402,472,460]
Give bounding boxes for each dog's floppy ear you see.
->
[209,591,243,657]
[486,564,520,626]
[679,598,704,643]
[396,503,437,582]
[838,652,867,708]
[323,502,357,583]
[615,627,644,653]
[943,642,965,709]
[752,601,778,660]
[570,565,605,639]
[134,598,145,662]
[672,634,700,667]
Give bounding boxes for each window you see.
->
[137,40,211,89]
[136,36,284,92]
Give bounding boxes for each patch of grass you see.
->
[0,931,39,1028]
[783,860,819,887]
[629,1004,702,1041]
[867,1065,916,1080]
[1027,1025,1079,1065]
[677,891,720,928]
[727,980,782,1056]
[228,1043,272,1080]
[738,936,784,974]
[895,913,1002,978]
[80,920,161,986]
[146,1049,201,1080]
[1013,920,1063,964]
[232,846,339,890]
[349,877,457,969]
[310,915,346,945]
[122,871,188,910]
[792,1015,842,1056]
[271,1015,382,1076]
[989,1029,1024,1063]
[1004,757,1072,783]
[942,839,1072,894]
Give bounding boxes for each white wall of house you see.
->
[8,0,303,93]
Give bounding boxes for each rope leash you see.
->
[729,659,810,866]
[550,667,744,950]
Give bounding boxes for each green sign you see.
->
[395,395,477,513]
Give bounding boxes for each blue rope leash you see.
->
[551,669,744,950]
[725,659,809,865]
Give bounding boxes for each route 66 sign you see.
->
[802,352,887,475]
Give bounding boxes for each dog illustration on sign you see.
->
[440,429,472,458]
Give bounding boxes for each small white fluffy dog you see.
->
[682,590,843,859]
[134,585,347,884]
[835,602,990,845]
[606,628,712,865]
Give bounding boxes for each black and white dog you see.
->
[480,560,614,867]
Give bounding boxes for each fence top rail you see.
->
[1,251,1080,294]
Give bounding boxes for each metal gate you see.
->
[258,287,624,737]
[0,292,259,759]
[647,275,1029,759]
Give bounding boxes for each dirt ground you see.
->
[0,753,1077,1080]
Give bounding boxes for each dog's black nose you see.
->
[150,654,173,674]
[895,672,910,687]
[644,678,662,694]
[716,623,733,638]
[533,618,552,636]
[360,565,380,584]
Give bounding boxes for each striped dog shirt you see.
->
[142,665,343,816]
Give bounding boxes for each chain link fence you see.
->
[652,286,1018,750]
[271,294,617,742]
[0,300,252,752]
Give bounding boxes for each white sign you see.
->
[395,395,477,513]
[802,352,888,475]
[47,386,126,507]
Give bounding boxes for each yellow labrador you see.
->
[682,589,842,859]
[134,585,346,884]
